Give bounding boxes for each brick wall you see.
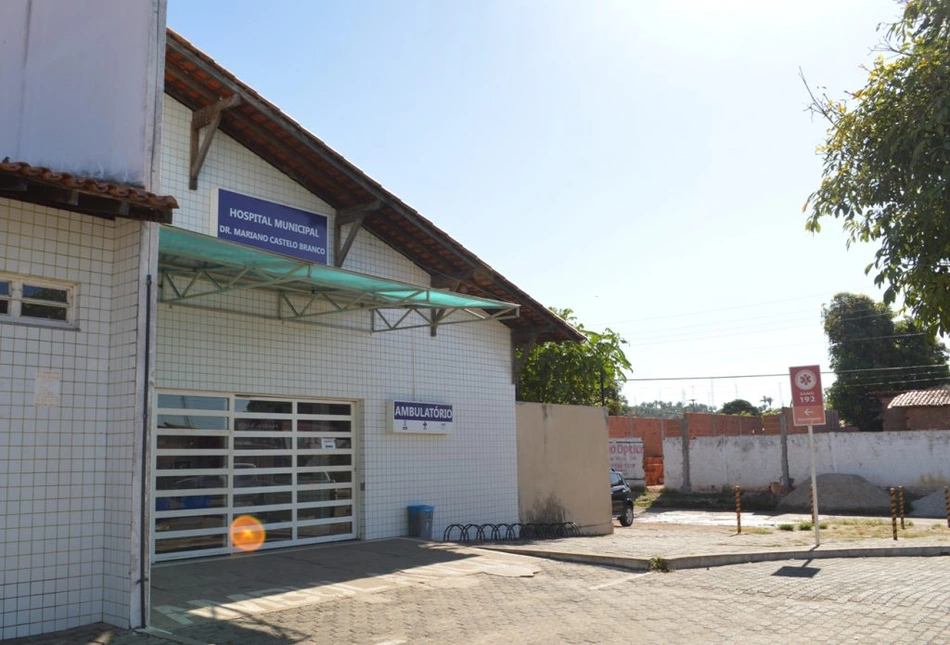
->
[610,408,843,462]
[904,407,950,431]
[608,416,679,459]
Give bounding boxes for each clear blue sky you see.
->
[167,0,905,409]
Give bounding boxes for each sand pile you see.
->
[776,473,891,514]
[909,489,950,518]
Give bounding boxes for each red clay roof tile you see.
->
[0,161,178,212]
[888,388,950,408]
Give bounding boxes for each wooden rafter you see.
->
[333,201,381,267]
[511,330,539,385]
[189,94,241,189]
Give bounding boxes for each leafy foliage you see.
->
[627,400,717,418]
[720,399,760,416]
[823,292,949,430]
[805,0,950,334]
[517,308,631,415]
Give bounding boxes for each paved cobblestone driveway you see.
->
[163,555,950,644]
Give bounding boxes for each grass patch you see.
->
[741,527,772,535]
[834,518,889,527]
[634,488,778,512]
[632,487,943,541]
[648,557,671,572]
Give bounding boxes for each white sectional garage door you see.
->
[152,391,356,561]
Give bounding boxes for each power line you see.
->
[624,308,891,338]
[625,321,820,346]
[626,364,949,382]
[836,364,948,374]
[616,308,929,348]
[615,310,820,336]
[591,292,834,326]
[836,375,950,389]
[830,332,927,344]
[592,290,908,329]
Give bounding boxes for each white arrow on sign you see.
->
[805,408,814,416]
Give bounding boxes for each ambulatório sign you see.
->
[391,400,453,434]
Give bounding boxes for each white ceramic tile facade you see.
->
[102,219,143,626]
[0,199,143,638]
[159,96,430,284]
[156,96,519,541]
[159,98,332,239]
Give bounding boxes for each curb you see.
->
[479,544,950,571]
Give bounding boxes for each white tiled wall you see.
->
[160,96,430,283]
[156,96,520,540]
[102,220,144,626]
[160,98,333,242]
[0,198,143,638]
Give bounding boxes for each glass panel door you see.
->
[153,391,356,562]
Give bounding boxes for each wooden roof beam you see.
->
[167,38,486,273]
[189,94,241,189]
[334,201,383,267]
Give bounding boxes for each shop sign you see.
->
[609,439,645,480]
[390,400,453,434]
[216,189,328,264]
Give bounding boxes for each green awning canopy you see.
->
[157,225,519,333]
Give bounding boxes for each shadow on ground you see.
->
[150,538,478,634]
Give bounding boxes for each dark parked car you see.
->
[611,469,635,526]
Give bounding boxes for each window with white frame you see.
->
[0,274,76,326]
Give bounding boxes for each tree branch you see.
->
[799,67,836,124]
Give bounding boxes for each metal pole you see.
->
[890,488,898,541]
[680,415,691,492]
[807,424,820,546]
[735,486,741,534]
[779,413,790,493]
[945,487,950,529]
[899,486,905,530]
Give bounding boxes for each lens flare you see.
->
[230,515,265,552]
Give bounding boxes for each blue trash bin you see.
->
[407,504,434,540]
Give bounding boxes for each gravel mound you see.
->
[909,489,950,518]
[776,473,891,514]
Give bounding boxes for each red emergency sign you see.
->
[789,365,826,426]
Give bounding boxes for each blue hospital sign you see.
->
[391,401,453,434]
[217,189,328,264]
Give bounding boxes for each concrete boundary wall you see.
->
[516,402,612,535]
[664,430,950,492]
[609,410,843,460]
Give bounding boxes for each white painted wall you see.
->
[609,438,645,481]
[0,0,166,187]
[0,198,146,638]
[664,430,950,492]
[155,96,520,542]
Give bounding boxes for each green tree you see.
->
[720,399,759,416]
[804,0,950,334]
[627,400,717,418]
[517,308,632,415]
[823,292,950,431]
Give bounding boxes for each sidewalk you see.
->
[481,507,950,570]
[6,509,949,645]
